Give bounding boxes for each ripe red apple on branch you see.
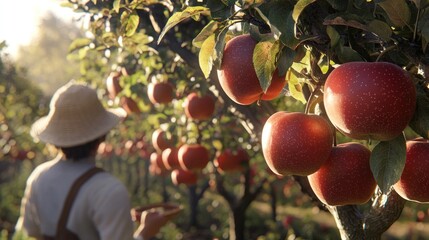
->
[261,112,333,176]
[149,152,169,176]
[393,138,429,203]
[151,129,174,153]
[171,169,198,186]
[217,34,286,105]
[106,71,122,99]
[308,143,376,206]
[323,62,416,141]
[162,147,181,170]
[147,82,174,105]
[214,148,249,173]
[120,96,140,114]
[178,144,210,170]
[183,92,215,120]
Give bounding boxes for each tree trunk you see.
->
[228,206,246,240]
[188,185,199,229]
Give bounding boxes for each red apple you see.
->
[120,96,140,114]
[183,92,215,120]
[149,152,169,176]
[217,34,286,105]
[147,82,174,104]
[393,139,429,203]
[262,112,333,176]
[178,144,210,170]
[162,147,181,170]
[214,148,249,173]
[151,129,174,153]
[171,169,198,186]
[106,71,122,99]
[323,62,416,141]
[308,142,376,206]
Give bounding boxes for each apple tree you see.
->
[62,0,429,239]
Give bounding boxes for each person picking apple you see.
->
[15,81,180,240]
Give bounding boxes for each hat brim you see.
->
[31,107,127,147]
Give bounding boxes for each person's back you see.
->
[17,155,135,240]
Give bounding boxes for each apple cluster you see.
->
[215,35,421,206]
[260,61,420,206]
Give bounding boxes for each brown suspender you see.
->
[44,167,103,240]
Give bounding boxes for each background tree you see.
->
[16,12,82,95]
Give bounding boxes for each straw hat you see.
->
[30,81,126,147]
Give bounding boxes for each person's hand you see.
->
[131,203,182,239]
[139,209,167,239]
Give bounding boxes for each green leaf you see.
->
[411,0,429,8]
[199,34,216,78]
[125,12,139,37]
[267,2,299,49]
[370,134,407,193]
[253,40,280,92]
[286,68,307,104]
[367,19,392,42]
[207,0,232,20]
[292,0,317,22]
[326,26,340,48]
[113,0,121,13]
[419,14,429,51]
[409,84,429,139]
[254,7,280,36]
[68,38,92,53]
[325,0,348,10]
[277,47,295,76]
[157,6,209,44]
[193,20,219,48]
[378,0,411,28]
[337,45,364,63]
[213,27,229,69]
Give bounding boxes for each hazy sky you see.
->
[0,0,78,57]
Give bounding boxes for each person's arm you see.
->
[15,172,43,239]
[132,203,182,239]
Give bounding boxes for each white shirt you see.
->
[15,154,139,240]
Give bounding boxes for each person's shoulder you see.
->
[85,171,128,195]
[26,157,61,184]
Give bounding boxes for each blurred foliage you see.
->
[0,44,52,237]
[16,12,83,95]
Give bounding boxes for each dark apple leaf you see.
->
[206,0,232,21]
[336,45,364,63]
[158,7,210,44]
[418,12,429,52]
[213,26,229,69]
[378,0,410,28]
[410,0,429,9]
[254,40,280,93]
[367,19,392,42]
[277,47,295,77]
[326,26,340,48]
[370,134,407,194]
[409,84,429,139]
[325,0,348,10]
[193,20,219,48]
[292,0,317,22]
